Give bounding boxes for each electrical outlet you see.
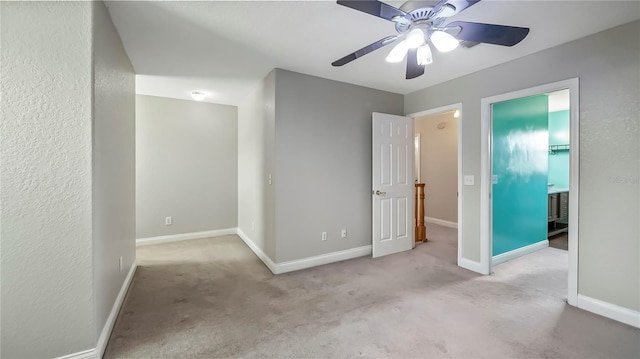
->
[321,232,327,241]
[464,175,475,186]
[119,256,123,272]
[251,221,255,231]
[165,216,172,225]
[341,229,347,238]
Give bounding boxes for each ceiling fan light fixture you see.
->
[436,4,457,18]
[405,28,425,49]
[416,44,433,65]
[430,30,459,52]
[385,40,409,63]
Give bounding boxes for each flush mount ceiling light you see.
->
[333,0,530,79]
[191,91,206,101]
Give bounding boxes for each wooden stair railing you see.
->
[415,183,427,243]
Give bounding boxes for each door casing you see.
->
[406,103,463,266]
[480,78,580,305]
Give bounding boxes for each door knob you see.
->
[375,190,387,196]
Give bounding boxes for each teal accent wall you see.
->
[548,110,570,188]
[492,95,549,256]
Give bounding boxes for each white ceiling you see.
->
[547,89,570,112]
[106,1,640,105]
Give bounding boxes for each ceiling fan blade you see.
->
[332,35,398,67]
[337,0,408,22]
[448,21,529,46]
[406,48,425,79]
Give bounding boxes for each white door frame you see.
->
[407,103,463,266]
[480,78,580,306]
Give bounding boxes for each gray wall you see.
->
[405,21,639,311]
[264,71,277,260]
[238,71,277,261]
[136,95,238,239]
[273,69,404,262]
[92,0,136,346]
[0,2,95,357]
[238,84,265,251]
[415,112,458,223]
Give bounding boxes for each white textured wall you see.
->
[93,0,136,347]
[415,112,458,223]
[405,20,640,311]
[0,2,95,357]
[273,69,404,262]
[136,95,238,239]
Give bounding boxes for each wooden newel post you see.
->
[415,183,427,243]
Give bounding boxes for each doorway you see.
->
[480,78,579,305]
[408,103,462,264]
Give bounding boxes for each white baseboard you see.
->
[275,245,372,274]
[491,240,549,266]
[54,349,96,359]
[235,228,371,275]
[236,228,278,274]
[458,257,488,275]
[54,261,137,359]
[96,261,138,357]
[425,216,458,229]
[136,228,236,247]
[577,294,640,328]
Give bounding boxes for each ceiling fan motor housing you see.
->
[394,5,449,33]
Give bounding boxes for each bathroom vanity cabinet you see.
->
[548,188,569,237]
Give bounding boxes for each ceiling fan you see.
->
[332,0,530,79]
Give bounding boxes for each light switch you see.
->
[464,175,475,186]
[492,175,498,184]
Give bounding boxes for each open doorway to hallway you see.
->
[411,104,461,264]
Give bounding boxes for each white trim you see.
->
[414,132,421,183]
[407,103,461,119]
[480,78,579,306]
[425,216,458,229]
[577,294,640,328]
[236,228,278,274]
[54,349,96,359]
[53,261,138,359]
[491,240,549,266]
[567,79,580,306]
[136,228,237,247]
[235,228,371,275]
[480,96,492,274]
[458,257,487,274]
[275,245,372,274]
[456,105,463,274]
[95,261,137,358]
[407,102,464,273]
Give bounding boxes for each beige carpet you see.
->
[104,225,639,358]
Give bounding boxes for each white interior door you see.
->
[372,112,414,258]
